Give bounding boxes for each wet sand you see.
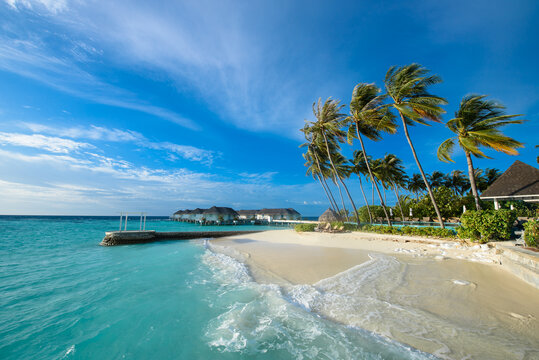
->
[210,230,539,360]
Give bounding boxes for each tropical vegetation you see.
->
[300,62,530,238]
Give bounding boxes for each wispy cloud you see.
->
[19,123,219,164]
[0,132,92,153]
[1,0,319,137]
[0,38,198,129]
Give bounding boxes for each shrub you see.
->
[294,223,317,232]
[458,210,516,243]
[359,224,456,238]
[523,220,539,248]
[356,205,387,223]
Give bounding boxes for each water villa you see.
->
[172,206,302,224]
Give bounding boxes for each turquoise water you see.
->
[0,216,435,359]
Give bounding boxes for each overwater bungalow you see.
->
[237,210,259,220]
[256,208,302,221]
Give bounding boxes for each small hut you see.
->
[480,160,539,209]
[318,208,343,223]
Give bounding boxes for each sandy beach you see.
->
[210,230,539,360]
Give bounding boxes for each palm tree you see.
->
[351,150,373,223]
[301,125,340,212]
[428,171,448,189]
[310,98,361,225]
[385,63,447,228]
[303,150,337,212]
[346,83,396,226]
[484,168,501,187]
[447,170,470,196]
[377,154,408,220]
[437,94,524,210]
[407,173,426,200]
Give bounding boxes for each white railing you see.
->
[119,212,147,231]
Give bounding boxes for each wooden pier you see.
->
[100,230,263,246]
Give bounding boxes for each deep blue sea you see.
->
[0,216,434,359]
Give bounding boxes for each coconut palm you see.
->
[437,94,524,210]
[376,154,408,220]
[428,171,448,189]
[484,168,501,187]
[303,150,337,212]
[310,98,361,225]
[301,125,340,212]
[346,83,396,226]
[407,173,426,199]
[351,150,373,223]
[385,63,447,228]
[447,170,470,196]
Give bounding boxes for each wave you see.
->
[201,246,436,360]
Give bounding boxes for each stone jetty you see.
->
[100,230,262,246]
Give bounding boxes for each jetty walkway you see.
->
[101,230,262,246]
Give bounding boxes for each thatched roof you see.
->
[237,210,258,215]
[203,206,239,216]
[481,161,539,199]
[318,208,342,222]
[258,208,301,216]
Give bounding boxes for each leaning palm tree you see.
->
[378,154,408,220]
[351,150,373,223]
[437,94,524,210]
[301,125,340,212]
[385,63,448,228]
[303,151,337,212]
[346,83,396,226]
[310,98,360,225]
[407,173,426,200]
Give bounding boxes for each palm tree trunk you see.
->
[357,175,372,223]
[321,131,350,221]
[313,152,340,213]
[393,184,405,219]
[355,129,392,226]
[398,113,445,228]
[316,174,336,212]
[340,178,361,226]
[332,177,348,220]
[465,150,482,210]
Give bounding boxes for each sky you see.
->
[0,0,537,216]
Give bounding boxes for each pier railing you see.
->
[118,212,147,232]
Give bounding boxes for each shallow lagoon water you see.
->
[0,216,436,359]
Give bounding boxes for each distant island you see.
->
[172,206,301,224]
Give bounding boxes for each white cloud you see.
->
[5,0,68,14]
[0,132,92,153]
[19,123,218,164]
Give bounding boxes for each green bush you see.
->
[458,210,516,243]
[523,220,539,248]
[294,223,317,232]
[359,224,456,238]
[356,205,387,223]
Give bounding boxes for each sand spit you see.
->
[210,230,539,360]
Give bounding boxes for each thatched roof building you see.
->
[318,208,343,222]
[481,160,539,208]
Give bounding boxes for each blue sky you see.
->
[0,0,537,216]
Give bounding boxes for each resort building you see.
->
[237,210,259,220]
[256,208,302,221]
[202,206,239,222]
[172,207,301,223]
[481,160,539,209]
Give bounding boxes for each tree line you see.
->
[301,63,525,228]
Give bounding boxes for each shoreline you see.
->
[209,230,539,360]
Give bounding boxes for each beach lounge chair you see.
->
[395,217,401,222]
[422,217,431,223]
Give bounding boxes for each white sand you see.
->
[210,230,539,360]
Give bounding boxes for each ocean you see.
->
[0,216,434,359]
